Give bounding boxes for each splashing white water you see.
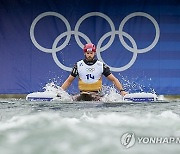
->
[43,82,72,101]
[53,88,73,101]
[30,82,73,101]
[42,82,124,102]
[42,82,59,93]
[101,86,123,102]
[27,81,161,102]
[120,75,157,94]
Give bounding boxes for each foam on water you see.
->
[1,110,179,129]
[0,110,180,154]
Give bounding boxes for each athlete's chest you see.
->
[77,60,103,79]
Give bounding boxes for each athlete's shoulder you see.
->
[77,59,84,67]
[77,59,83,63]
[96,60,103,66]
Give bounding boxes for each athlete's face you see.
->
[84,51,95,61]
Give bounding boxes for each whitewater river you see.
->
[0,98,180,154]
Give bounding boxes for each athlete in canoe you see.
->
[58,43,127,101]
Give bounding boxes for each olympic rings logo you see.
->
[30,11,160,72]
[86,68,95,72]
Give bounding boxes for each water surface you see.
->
[0,99,180,154]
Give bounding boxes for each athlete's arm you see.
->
[102,64,111,77]
[71,63,78,77]
[61,63,78,90]
[106,74,127,96]
[61,75,75,90]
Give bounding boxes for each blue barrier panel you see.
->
[0,0,180,94]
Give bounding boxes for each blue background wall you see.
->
[0,0,180,95]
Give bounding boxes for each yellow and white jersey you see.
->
[77,60,103,91]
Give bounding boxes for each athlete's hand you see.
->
[120,90,128,96]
